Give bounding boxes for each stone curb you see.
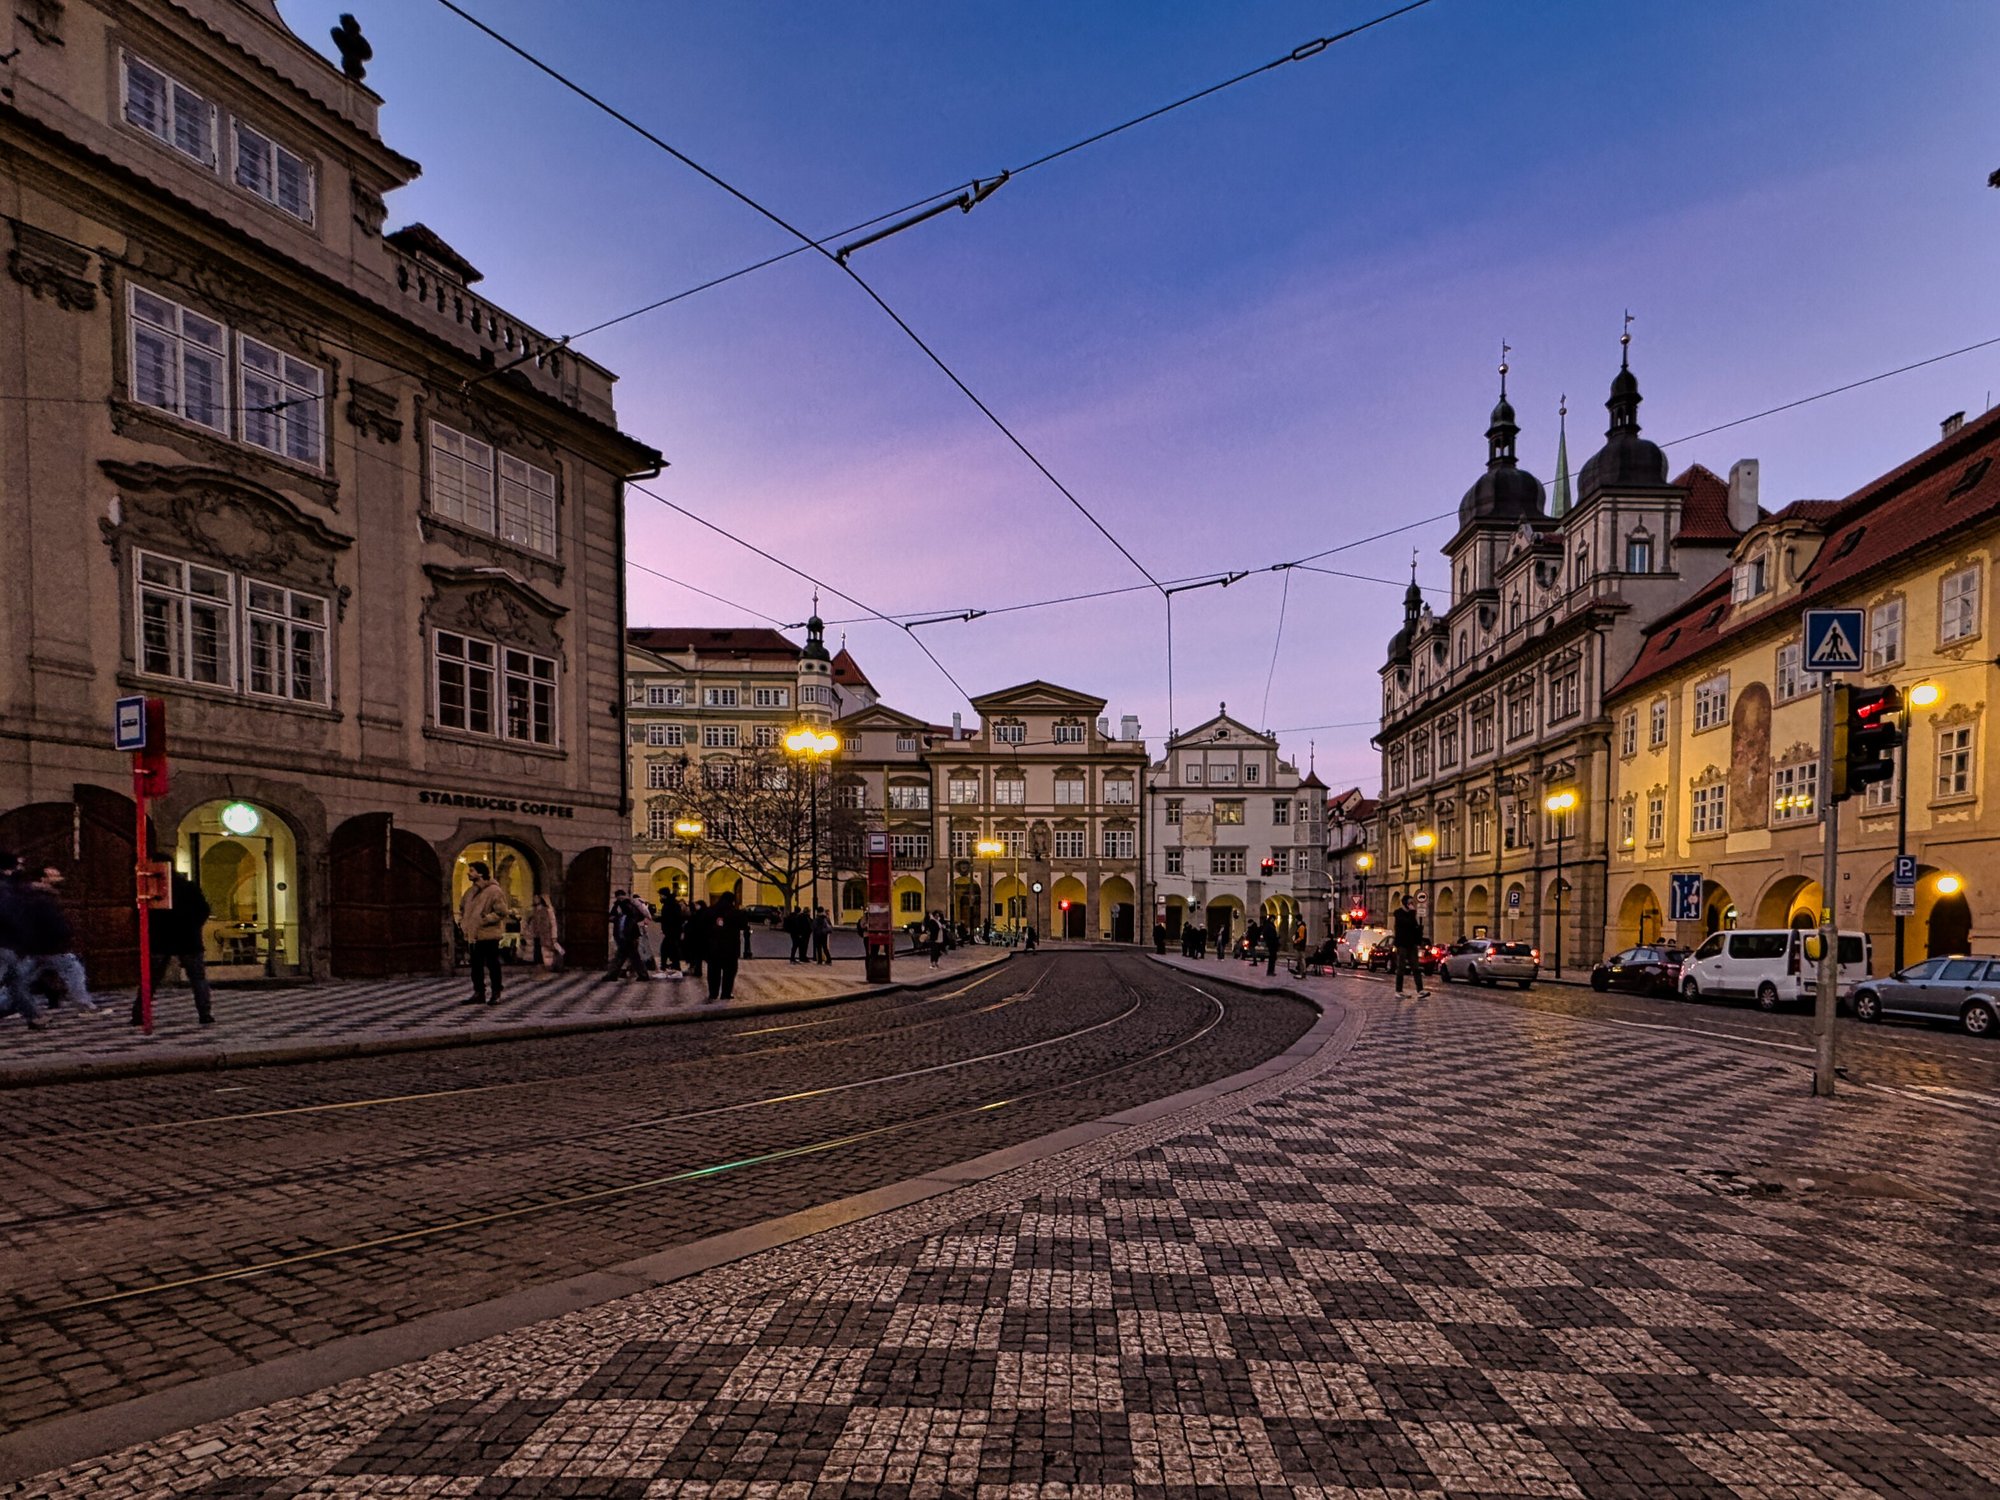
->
[0,952,1014,1091]
[0,956,1352,1485]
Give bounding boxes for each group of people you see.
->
[0,852,95,1030]
[782,906,835,965]
[454,863,564,1006]
[604,885,750,1002]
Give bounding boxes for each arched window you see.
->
[1507,597,1523,631]
[1458,565,1468,597]
[1456,631,1468,664]
[1626,532,1653,573]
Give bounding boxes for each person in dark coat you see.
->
[1212,913,1232,961]
[785,907,810,964]
[6,866,94,1027]
[1392,894,1428,996]
[1260,914,1281,976]
[683,901,706,980]
[703,893,746,1001]
[1154,920,1168,956]
[136,871,213,1026]
[812,907,833,965]
[604,889,650,982]
[657,889,684,974]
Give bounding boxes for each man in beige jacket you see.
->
[457,862,513,1005]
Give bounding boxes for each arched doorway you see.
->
[1755,874,1818,930]
[1432,886,1457,940]
[1049,875,1084,938]
[1702,880,1737,935]
[1502,882,1527,940]
[178,799,303,977]
[891,875,926,929]
[329,814,444,977]
[705,866,743,902]
[1929,888,1973,957]
[0,787,153,987]
[1101,876,1136,943]
[451,837,539,966]
[564,847,613,968]
[1615,883,1662,949]
[1464,883,1490,939]
[841,876,866,920]
[650,861,687,903]
[1205,894,1243,950]
[1163,894,1188,938]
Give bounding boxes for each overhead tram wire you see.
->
[450,0,1439,383]
[1259,567,1293,731]
[625,560,792,628]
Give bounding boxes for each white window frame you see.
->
[1620,709,1638,757]
[1693,674,1731,732]
[1051,722,1085,744]
[991,721,1026,744]
[753,725,780,749]
[646,807,668,840]
[1164,798,1182,825]
[1775,642,1803,703]
[704,687,740,708]
[135,550,235,690]
[427,421,557,558]
[1650,698,1669,747]
[1942,566,1982,644]
[887,783,931,812]
[1053,776,1086,805]
[434,630,496,738]
[1053,829,1086,860]
[753,686,791,708]
[645,684,684,707]
[1868,597,1904,670]
[243,578,328,704]
[1102,778,1135,805]
[1272,798,1290,826]
[1937,725,1975,800]
[1618,802,1635,847]
[702,724,739,749]
[497,454,557,556]
[1691,783,1726,836]
[1164,847,1184,875]
[1101,829,1135,860]
[120,52,216,167]
[948,776,981,805]
[232,117,315,223]
[1212,848,1246,876]
[992,775,1026,805]
[129,286,227,434]
[237,334,323,468]
[1772,761,1819,824]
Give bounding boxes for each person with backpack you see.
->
[604,888,651,983]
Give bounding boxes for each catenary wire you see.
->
[1259,567,1293,730]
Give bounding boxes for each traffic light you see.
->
[1832,684,1902,799]
[1260,857,1276,875]
[1059,899,1070,911]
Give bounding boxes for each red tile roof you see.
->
[1613,407,2000,697]
[1671,464,1739,542]
[830,648,873,689]
[628,627,800,659]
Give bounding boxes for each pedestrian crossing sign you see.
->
[1803,608,1864,673]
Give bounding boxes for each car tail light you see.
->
[1530,948,1540,963]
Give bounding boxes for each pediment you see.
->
[836,702,933,731]
[970,679,1108,714]
[101,460,351,593]
[422,564,566,659]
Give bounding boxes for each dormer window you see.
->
[1731,550,1770,603]
[122,54,216,167]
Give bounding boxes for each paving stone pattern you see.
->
[14,982,2000,1498]
[0,945,1002,1083]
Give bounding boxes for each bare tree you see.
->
[663,749,839,910]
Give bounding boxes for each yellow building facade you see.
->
[1605,409,2000,967]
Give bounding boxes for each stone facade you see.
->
[0,0,657,983]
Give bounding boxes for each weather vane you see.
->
[1621,309,1634,366]
[1499,338,1511,396]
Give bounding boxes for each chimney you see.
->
[1726,458,1760,534]
[1120,714,1141,741]
[951,711,962,739]
[1942,411,1966,439]
[1096,716,1110,738]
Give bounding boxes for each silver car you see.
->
[1851,957,2000,1037]
[1438,938,1539,989]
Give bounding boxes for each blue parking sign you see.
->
[1894,854,1917,888]
[1669,871,1703,923]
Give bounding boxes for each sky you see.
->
[281,0,2000,792]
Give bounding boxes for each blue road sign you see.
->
[114,695,147,751]
[1894,854,1918,888]
[1506,888,1522,912]
[1669,871,1703,923]
[1803,608,1865,673]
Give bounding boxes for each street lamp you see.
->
[1895,682,1944,971]
[672,816,704,903]
[1355,852,1373,923]
[1544,789,1577,978]
[1407,830,1435,939]
[975,837,1004,938]
[784,726,841,919]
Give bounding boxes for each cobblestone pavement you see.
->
[0,943,1007,1085]
[12,967,1998,1498]
[1180,948,2000,1100]
[0,952,1313,1439]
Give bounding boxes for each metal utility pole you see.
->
[1815,679,1840,1097]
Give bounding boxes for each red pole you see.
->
[134,770,154,1035]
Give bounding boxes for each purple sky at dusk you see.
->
[285,1,2000,792]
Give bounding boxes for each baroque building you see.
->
[1144,708,1328,946]
[0,0,658,984]
[1371,345,1744,967]
[1606,407,2000,964]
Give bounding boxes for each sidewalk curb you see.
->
[0,955,1356,1484]
[0,952,1014,1091]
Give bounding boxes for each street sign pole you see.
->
[1815,677,1839,1097]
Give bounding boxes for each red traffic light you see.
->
[1260,858,1276,874]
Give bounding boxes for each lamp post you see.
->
[672,817,704,903]
[1408,830,1435,941]
[1355,851,1373,924]
[1895,682,1943,971]
[975,837,1004,940]
[1544,789,1577,977]
[784,726,841,920]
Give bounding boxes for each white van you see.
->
[1678,928,1871,1010]
[1336,926,1389,968]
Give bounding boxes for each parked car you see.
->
[743,903,784,927]
[1335,926,1388,968]
[1438,938,1539,988]
[1678,928,1871,1010]
[1590,944,1691,996]
[1368,940,1444,974]
[1851,957,2000,1036]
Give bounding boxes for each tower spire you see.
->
[1550,394,1571,518]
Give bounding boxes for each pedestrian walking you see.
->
[1023,923,1038,952]
[523,893,564,972]
[1153,919,1168,956]
[136,870,213,1026]
[1392,894,1428,996]
[925,910,944,968]
[5,864,96,1027]
[457,863,512,1005]
[812,906,833,964]
[1261,914,1281,976]
[657,889,684,976]
[604,889,650,982]
[1212,913,1232,961]
[703,892,745,1001]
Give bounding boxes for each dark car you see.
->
[1368,941,1444,974]
[1591,944,1690,996]
[743,903,784,926]
[1852,956,2000,1036]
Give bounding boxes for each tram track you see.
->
[1,967,1225,1325]
[0,966,1085,1232]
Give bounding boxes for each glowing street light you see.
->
[784,727,841,919]
[1896,683,1945,969]
[673,816,703,901]
[1543,790,1579,978]
[1936,873,1963,897]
